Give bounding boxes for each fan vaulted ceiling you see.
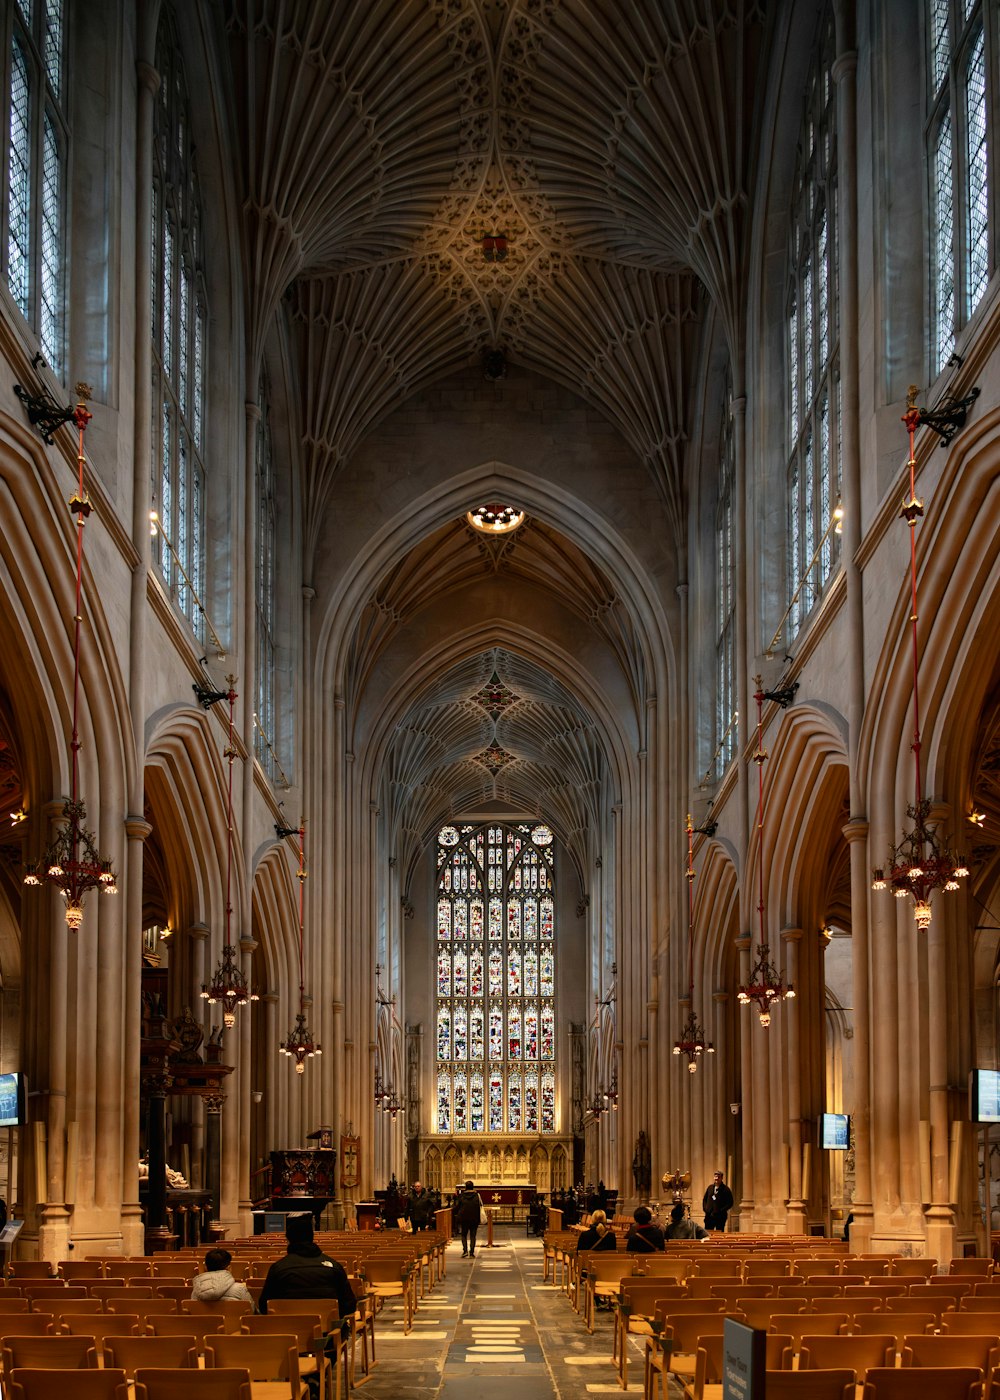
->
[227,0,767,554]
[224,0,769,870]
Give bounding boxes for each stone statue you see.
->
[632,1130,651,1196]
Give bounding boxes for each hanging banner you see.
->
[340,1134,360,1188]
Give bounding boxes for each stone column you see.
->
[121,817,151,1252]
[735,934,754,1223]
[843,819,873,1250]
[925,807,957,1264]
[783,929,807,1232]
[205,1094,225,1222]
[144,1077,173,1251]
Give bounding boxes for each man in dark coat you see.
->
[258,1212,358,1324]
[455,1179,483,1257]
[409,1180,434,1232]
[702,1170,735,1231]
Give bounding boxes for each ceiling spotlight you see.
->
[466,503,525,535]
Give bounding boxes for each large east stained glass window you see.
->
[926,0,995,377]
[785,7,841,640]
[4,0,67,376]
[435,823,556,1135]
[151,8,208,639]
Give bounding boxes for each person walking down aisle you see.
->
[409,1181,434,1232]
[456,1179,484,1257]
[702,1171,734,1231]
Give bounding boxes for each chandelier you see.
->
[466,502,525,534]
[738,679,794,1026]
[201,682,256,1026]
[23,387,117,927]
[871,389,968,929]
[279,824,321,1072]
[674,815,714,1070]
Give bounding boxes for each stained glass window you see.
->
[151,8,208,640]
[255,373,278,778]
[4,1,66,374]
[435,824,557,1134]
[715,373,738,776]
[927,1,995,376]
[785,8,841,642]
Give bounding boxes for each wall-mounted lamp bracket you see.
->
[193,683,230,710]
[13,378,85,445]
[918,386,980,446]
[760,682,799,709]
[274,823,299,840]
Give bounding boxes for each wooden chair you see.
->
[8,1264,55,1281]
[206,1334,307,1400]
[62,1313,140,1360]
[764,1372,855,1399]
[57,1262,104,1283]
[741,1299,804,1331]
[854,1313,936,1351]
[153,1283,191,1304]
[181,1299,253,1334]
[901,1332,999,1373]
[945,1316,1000,1337]
[7,1369,129,1400]
[133,1369,253,1400]
[89,1285,154,1305]
[22,1285,83,1303]
[661,1311,732,1385]
[152,1261,196,1281]
[2,1334,99,1370]
[890,1260,937,1280]
[0,1316,55,1338]
[359,1256,413,1333]
[149,1313,225,1352]
[51,1298,103,1315]
[242,1316,334,1400]
[882,1294,953,1327]
[743,1258,792,1280]
[861,1367,983,1398]
[687,1333,794,1399]
[105,1333,199,1378]
[845,1282,909,1298]
[634,1256,694,1283]
[0,1297,31,1314]
[963,1300,1000,1315]
[794,1259,844,1278]
[103,1262,153,1283]
[950,1260,993,1279]
[769,1312,848,1351]
[581,1255,633,1333]
[851,1260,892,1280]
[109,1301,180,1326]
[811,1296,885,1317]
[799,1333,895,1379]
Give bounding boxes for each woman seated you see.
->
[577,1208,617,1251]
[625,1205,666,1253]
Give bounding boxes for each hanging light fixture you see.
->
[280,823,321,1072]
[674,815,715,1071]
[871,389,968,929]
[738,679,794,1026]
[23,386,118,926]
[201,682,256,1027]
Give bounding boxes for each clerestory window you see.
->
[785,7,841,641]
[151,9,208,639]
[3,0,67,376]
[927,0,995,377]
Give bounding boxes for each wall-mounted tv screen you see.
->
[819,1112,850,1150]
[0,1072,27,1128]
[969,1069,1000,1123]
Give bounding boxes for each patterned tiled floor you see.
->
[362,1228,656,1398]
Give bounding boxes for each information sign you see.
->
[722,1317,765,1400]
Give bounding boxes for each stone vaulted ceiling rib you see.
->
[225,0,768,555]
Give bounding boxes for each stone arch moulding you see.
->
[315,458,677,710]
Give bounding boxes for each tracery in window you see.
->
[435,824,556,1135]
[715,374,737,777]
[4,0,66,374]
[785,8,840,640]
[927,0,994,376]
[255,374,278,777]
[151,9,208,639]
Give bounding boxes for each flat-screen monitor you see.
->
[969,1069,1000,1123]
[0,1073,26,1128]
[819,1112,850,1150]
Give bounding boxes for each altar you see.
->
[455,1182,539,1225]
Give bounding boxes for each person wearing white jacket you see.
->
[190,1248,255,1306]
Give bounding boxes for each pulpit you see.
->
[269,1146,337,1225]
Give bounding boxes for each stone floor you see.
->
[360,1228,663,1398]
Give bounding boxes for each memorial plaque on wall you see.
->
[722,1318,764,1400]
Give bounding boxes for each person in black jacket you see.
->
[455,1179,483,1257]
[409,1181,435,1232]
[665,1202,708,1241]
[258,1212,358,1326]
[577,1208,617,1252]
[702,1171,735,1231]
[625,1205,665,1253]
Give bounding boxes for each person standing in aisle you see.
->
[455,1179,483,1257]
[702,1170,734,1231]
